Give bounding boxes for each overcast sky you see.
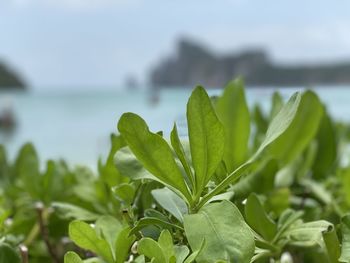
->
[1,0,350,89]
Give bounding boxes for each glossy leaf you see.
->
[187,86,225,194]
[152,188,188,223]
[69,220,114,263]
[64,252,83,263]
[170,123,194,187]
[199,91,322,208]
[115,227,135,263]
[184,200,254,263]
[118,113,191,202]
[95,215,123,259]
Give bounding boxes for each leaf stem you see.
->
[36,202,59,263]
[196,161,253,209]
[19,244,29,263]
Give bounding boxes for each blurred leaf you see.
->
[282,220,332,247]
[112,183,136,206]
[215,79,250,172]
[0,243,21,263]
[322,224,341,263]
[130,217,183,236]
[245,193,277,241]
[64,252,83,263]
[115,147,153,180]
[340,214,350,262]
[14,143,40,198]
[231,159,278,200]
[255,90,323,164]
[270,91,284,120]
[312,108,337,179]
[52,202,100,221]
[99,134,127,187]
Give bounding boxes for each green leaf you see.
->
[270,91,284,119]
[282,220,332,247]
[115,227,136,263]
[137,237,166,263]
[184,200,254,263]
[187,86,225,195]
[99,134,127,187]
[216,78,250,172]
[64,251,83,263]
[152,188,188,223]
[158,230,175,258]
[322,225,341,263]
[312,107,337,179]
[300,178,332,205]
[95,215,123,260]
[275,209,304,241]
[115,147,153,180]
[245,193,277,241]
[112,183,136,205]
[130,217,183,236]
[255,90,323,163]
[0,243,21,263]
[69,220,114,263]
[198,91,323,208]
[340,214,350,262]
[52,202,100,221]
[231,159,278,200]
[170,124,194,187]
[183,240,205,263]
[174,246,190,263]
[14,143,40,198]
[117,113,191,202]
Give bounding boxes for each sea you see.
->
[0,86,349,168]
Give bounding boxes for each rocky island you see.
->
[0,61,26,90]
[150,39,350,88]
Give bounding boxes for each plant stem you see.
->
[196,161,252,209]
[19,244,29,263]
[36,202,59,263]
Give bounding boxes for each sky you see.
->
[1,0,350,89]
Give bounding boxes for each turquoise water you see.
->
[0,87,349,167]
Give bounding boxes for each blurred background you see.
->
[1,0,350,166]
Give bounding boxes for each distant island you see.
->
[0,61,26,90]
[150,39,350,88]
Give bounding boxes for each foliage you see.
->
[2,79,350,263]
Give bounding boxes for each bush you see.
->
[1,79,350,263]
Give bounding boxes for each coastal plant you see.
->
[2,79,350,262]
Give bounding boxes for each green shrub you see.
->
[1,79,350,263]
